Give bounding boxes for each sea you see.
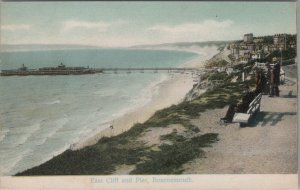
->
[0,48,198,175]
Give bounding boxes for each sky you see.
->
[0,1,297,47]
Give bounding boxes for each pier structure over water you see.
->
[0,64,213,76]
[95,67,212,75]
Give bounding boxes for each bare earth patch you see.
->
[113,164,136,175]
[137,124,185,147]
[114,124,186,174]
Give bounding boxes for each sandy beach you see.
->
[71,46,219,150]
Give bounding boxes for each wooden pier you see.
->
[95,67,211,74]
[1,66,213,76]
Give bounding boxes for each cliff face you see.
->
[184,83,207,101]
[184,49,233,101]
[204,48,233,68]
[131,41,229,49]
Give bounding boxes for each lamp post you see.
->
[279,47,283,66]
[279,47,285,84]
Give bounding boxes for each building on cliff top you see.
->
[273,34,287,50]
[243,33,253,43]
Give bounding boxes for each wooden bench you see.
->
[232,93,262,127]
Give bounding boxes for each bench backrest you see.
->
[246,93,262,114]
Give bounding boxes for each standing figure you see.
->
[269,67,275,97]
[255,68,267,95]
[269,57,281,97]
[273,57,281,96]
[266,63,272,95]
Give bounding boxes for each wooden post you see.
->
[242,72,245,82]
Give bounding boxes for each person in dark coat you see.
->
[255,68,266,95]
[269,57,280,97]
[222,103,237,123]
[269,67,275,97]
[273,58,281,96]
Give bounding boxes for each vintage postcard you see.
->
[0,1,298,189]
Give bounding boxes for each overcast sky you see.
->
[1,2,297,47]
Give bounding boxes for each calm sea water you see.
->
[0,48,198,175]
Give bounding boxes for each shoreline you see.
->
[71,46,219,150]
[16,47,298,175]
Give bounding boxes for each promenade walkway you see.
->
[183,77,297,174]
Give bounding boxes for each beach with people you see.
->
[71,46,220,150]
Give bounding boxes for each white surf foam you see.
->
[43,100,61,105]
